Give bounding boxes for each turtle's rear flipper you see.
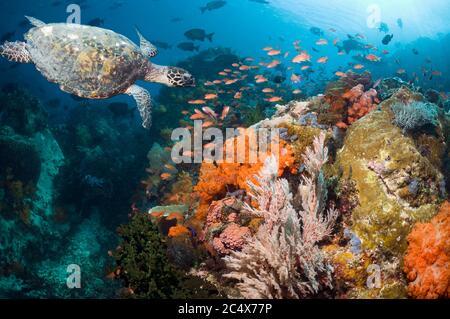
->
[125,85,152,129]
[135,27,158,58]
[0,41,32,63]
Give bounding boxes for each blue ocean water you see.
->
[0,0,449,300]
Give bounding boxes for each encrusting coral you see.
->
[403,201,450,299]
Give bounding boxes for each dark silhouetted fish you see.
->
[249,0,270,4]
[87,18,104,27]
[310,27,324,37]
[200,1,227,14]
[378,22,389,33]
[177,42,200,52]
[337,35,368,54]
[184,28,214,42]
[382,34,394,45]
[412,48,419,55]
[397,18,403,29]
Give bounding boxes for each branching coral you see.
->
[223,133,338,299]
[403,201,450,299]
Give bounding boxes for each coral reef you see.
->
[403,201,450,299]
[223,133,338,298]
[334,87,447,298]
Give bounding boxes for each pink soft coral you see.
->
[213,223,251,255]
[342,84,378,124]
[403,201,450,299]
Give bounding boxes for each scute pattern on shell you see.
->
[25,23,149,98]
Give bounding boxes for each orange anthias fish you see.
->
[255,76,268,83]
[202,106,217,118]
[268,49,281,56]
[283,52,290,58]
[225,79,239,85]
[335,71,347,77]
[213,80,222,84]
[317,56,329,64]
[316,38,328,46]
[221,106,230,120]
[234,92,242,99]
[188,99,206,105]
[190,113,206,120]
[262,88,275,93]
[366,54,381,62]
[432,70,442,76]
[290,74,301,83]
[353,64,364,70]
[292,51,311,63]
[292,89,302,94]
[263,47,273,51]
[204,93,218,100]
[164,164,176,171]
[202,121,214,128]
[267,59,281,68]
[160,173,172,181]
[301,65,310,71]
[266,96,283,103]
[218,71,228,76]
[232,63,240,68]
[239,65,251,71]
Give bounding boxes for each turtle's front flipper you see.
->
[135,28,158,58]
[125,84,152,129]
[0,41,32,63]
[25,16,46,27]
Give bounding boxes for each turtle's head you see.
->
[166,67,195,87]
[145,64,195,87]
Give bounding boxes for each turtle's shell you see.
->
[25,23,149,98]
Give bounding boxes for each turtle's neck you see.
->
[144,63,170,85]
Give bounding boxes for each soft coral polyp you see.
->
[403,201,450,299]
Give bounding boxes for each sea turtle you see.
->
[0,16,195,128]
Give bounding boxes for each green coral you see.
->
[334,87,446,298]
[113,213,220,299]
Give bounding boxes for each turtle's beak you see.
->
[183,72,195,87]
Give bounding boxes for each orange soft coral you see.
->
[193,131,295,223]
[342,84,378,124]
[168,224,190,238]
[403,201,450,299]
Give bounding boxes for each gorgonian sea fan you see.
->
[224,132,338,299]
